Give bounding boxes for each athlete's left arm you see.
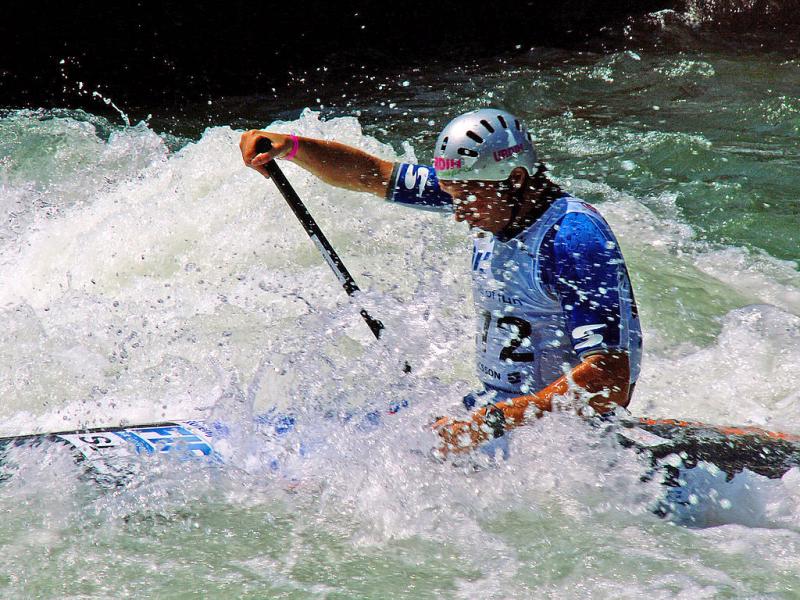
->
[436,211,638,453]
[434,351,631,453]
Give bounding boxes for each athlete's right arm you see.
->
[240,130,393,197]
[240,130,453,211]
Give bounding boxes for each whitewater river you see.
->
[1,45,799,597]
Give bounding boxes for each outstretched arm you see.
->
[434,351,631,455]
[239,130,394,197]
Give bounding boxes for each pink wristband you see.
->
[283,134,300,161]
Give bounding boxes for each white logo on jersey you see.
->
[472,235,495,273]
[472,250,492,272]
[403,165,430,198]
[572,324,606,350]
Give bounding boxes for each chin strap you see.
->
[508,195,523,225]
[498,184,527,238]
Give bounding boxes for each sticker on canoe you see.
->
[56,423,217,477]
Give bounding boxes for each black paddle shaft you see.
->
[254,137,385,340]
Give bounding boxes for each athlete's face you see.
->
[439,179,514,233]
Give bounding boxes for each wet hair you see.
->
[530,162,563,203]
[498,162,561,201]
[497,162,563,239]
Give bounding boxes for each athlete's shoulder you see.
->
[552,196,617,245]
[519,195,606,248]
[560,195,609,224]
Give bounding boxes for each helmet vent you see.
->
[465,130,484,144]
[457,147,479,157]
[480,119,495,133]
[440,136,449,151]
[526,132,533,142]
[497,115,508,128]
[514,119,521,130]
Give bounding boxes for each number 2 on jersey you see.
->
[479,311,535,362]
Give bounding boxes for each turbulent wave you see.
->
[633,0,800,47]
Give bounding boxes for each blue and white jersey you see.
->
[387,163,642,396]
[471,197,642,395]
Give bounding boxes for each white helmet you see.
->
[433,108,538,181]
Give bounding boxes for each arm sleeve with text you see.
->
[385,163,453,212]
[541,211,630,358]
